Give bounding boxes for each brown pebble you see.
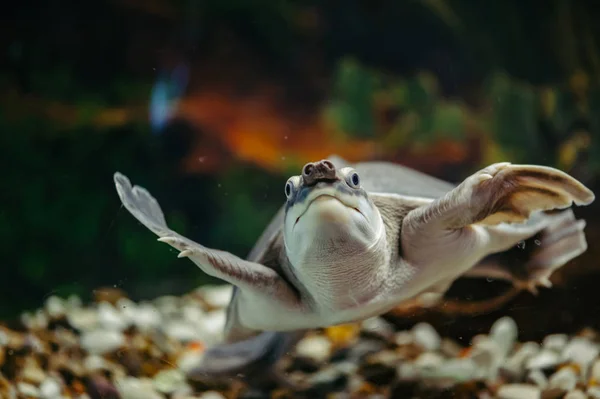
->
[86,374,120,399]
[93,287,128,305]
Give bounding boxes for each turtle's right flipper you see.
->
[187,330,307,389]
[113,172,301,308]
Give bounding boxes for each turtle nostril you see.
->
[303,163,314,176]
[323,160,334,170]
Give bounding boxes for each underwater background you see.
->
[3,1,600,396]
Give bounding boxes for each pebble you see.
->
[526,369,548,388]
[177,350,205,374]
[361,317,395,341]
[393,331,413,346]
[44,296,66,319]
[547,367,577,391]
[564,390,587,399]
[39,378,62,398]
[542,334,568,353]
[164,321,200,343]
[497,383,541,399]
[414,352,445,370]
[153,369,189,394]
[198,285,233,308]
[132,303,162,332]
[295,335,332,363]
[97,302,129,331]
[420,358,478,382]
[17,382,40,397]
[468,337,503,380]
[590,359,600,383]
[80,329,125,355]
[504,342,540,376]
[588,386,600,399]
[197,392,227,399]
[116,377,166,399]
[525,350,560,370]
[490,317,518,357]
[67,308,99,331]
[561,337,599,370]
[198,311,227,342]
[412,323,441,351]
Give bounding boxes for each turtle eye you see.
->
[347,171,360,188]
[285,180,294,199]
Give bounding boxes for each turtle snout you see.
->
[302,160,337,186]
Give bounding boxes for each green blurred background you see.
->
[2,0,600,322]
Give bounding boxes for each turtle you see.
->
[113,155,595,387]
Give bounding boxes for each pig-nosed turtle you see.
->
[113,155,595,386]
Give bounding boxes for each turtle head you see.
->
[282,159,385,265]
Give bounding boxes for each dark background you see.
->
[2,0,600,338]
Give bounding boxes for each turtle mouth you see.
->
[294,194,363,227]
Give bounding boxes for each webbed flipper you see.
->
[465,208,587,293]
[400,163,594,292]
[113,172,302,308]
[187,330,306,389]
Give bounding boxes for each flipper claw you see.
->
[178,249,193,258]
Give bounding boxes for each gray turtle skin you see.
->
[113,155,595,386]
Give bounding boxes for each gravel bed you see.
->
[1,285,600,399]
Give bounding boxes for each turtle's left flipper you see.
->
[401,163,594,276]
[405,163,594,231]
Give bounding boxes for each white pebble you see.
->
[152,369,189,394]
[97,302,129,331]
[177,350,205,374]
[420,358,478,382]
[564,390,587,399]
[542,334,568,353]
[199,285,233,308]
[411,322,441,351]
[198,311,226,343]
[295,335,332,363]
[525,350,560,370]
[116,298,139,323]
[116,377,165,399]
[490,316,518,357]
[80,329,125,355]
[197,392,227,399]
[468,337,503,380]
[548,367,577,391]
[132,304,162,332]
[44,296,66,319]
[393,331,413,346]
[66,295,82,309]
[589,386,600,399]
[67,308,99,331]
[526,370,548,389]
[562,337,599,370]
[497,383,541,399]
[17,382,40,397]
[414,352,445,369]
[503,342,540,376]
[164,321,200,343]
[39,378,62,399]
[590,359,600,383]
[84,355,111,372]
[397,362,419,380]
